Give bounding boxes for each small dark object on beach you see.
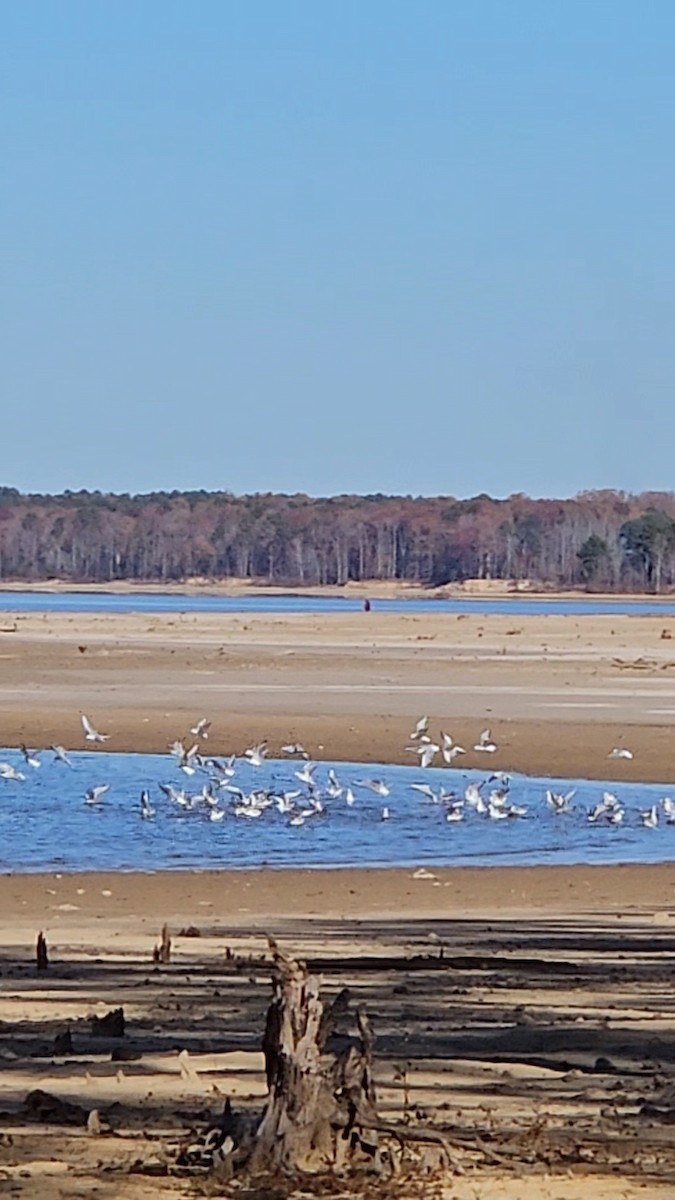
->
[363,597,371,612]
[178,926,201,938]
[22,1089,88,1126]
[111,1045,142,1062]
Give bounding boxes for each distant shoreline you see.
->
[0,577,673,602]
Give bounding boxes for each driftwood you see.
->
[36,931,48,971]
[179,938,455,1182]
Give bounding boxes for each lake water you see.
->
[0,591,674,617]
[1,749,674,873]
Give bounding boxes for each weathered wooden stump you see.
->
[36,931,49,971]
[153,923,171,964]
[248,938,381,1175]
[178,938,457,1183]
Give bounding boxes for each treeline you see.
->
[2,486,675,591]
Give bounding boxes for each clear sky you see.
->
[1,1,674,499]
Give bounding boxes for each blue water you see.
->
[1,750,674,873]
[1,591,675,616]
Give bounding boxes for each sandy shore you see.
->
[2,577,675,600]
[2,864,675,1197]
[0,607,675,779]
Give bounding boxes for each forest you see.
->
[1,486,675,592]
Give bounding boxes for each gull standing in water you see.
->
[140,790,155,819]
[661,797,675,824]
[81,714,110,744]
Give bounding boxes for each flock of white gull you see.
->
[0,713,670,834]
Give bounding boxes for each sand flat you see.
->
[0,607,674,778]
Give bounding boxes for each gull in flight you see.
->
[190,718,211,739]
[326,769,343,799]
[84,784,110,805]
[355,778,391,797]
[409,716,429,742]
[416,742,439,769]
[474,728,497,753]
[19,745,41,769]
[641,805,659,829]
[441,732,466,764]
[205,754,236,779]
[140,789,155,819]
[169,741,201,775]
[244,742,268,768]
[608,747,633,760]
[276,791,301,815]
[0,762,25,782]
[281,742,308,758]
[410,783,438,802]
[51,744,73,768]
[160,783,191,808]
[294,761,317,786]
[81,714,110,743]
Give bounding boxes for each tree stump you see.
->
[248,938,381,1175]
[177,940,458,1182]
[36,931,49,971]
[153,923,171,964]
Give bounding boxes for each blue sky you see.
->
[1,1,673,498]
